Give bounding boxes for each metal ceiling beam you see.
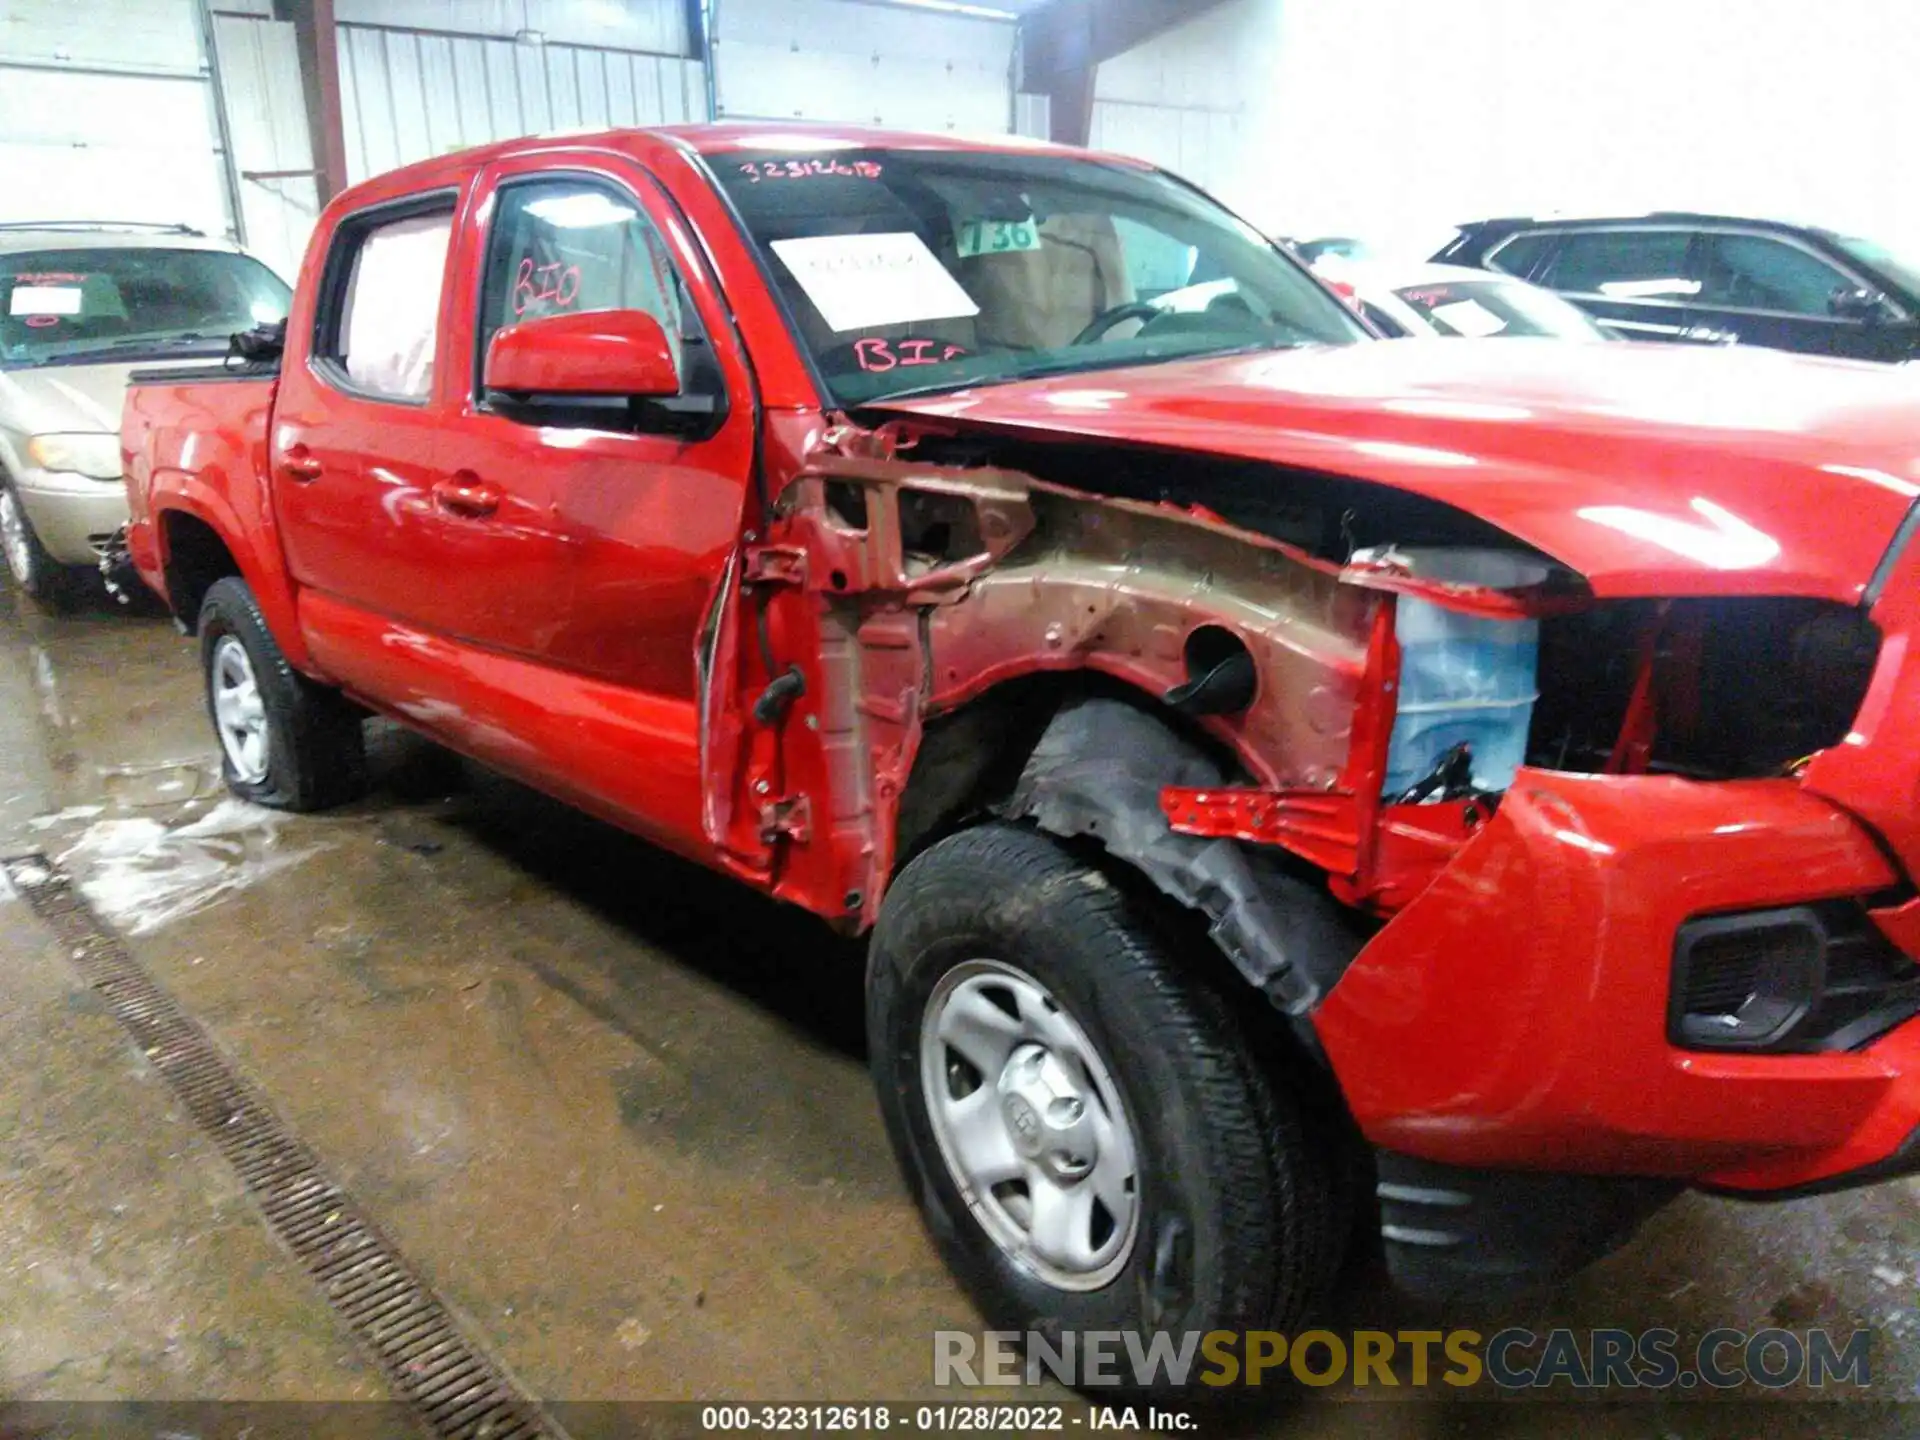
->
[1017,0,1231,146]
[273,0,349,203]
[683,0,710,63]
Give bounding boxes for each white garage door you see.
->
[713,0,1014,134]
[0,0,235,237]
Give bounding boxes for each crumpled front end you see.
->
[1156,498,1920,1198]
[768,418,1920,1205]
[1307,501,1920,1198]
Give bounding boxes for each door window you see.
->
[324,207,454,401]
[476,178,691,379]
[1544,230,1698,302]
[1696,234,1855,316]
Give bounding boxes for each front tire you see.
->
[868,824,1339,1387]
[198,576,366,810]
[0,479,80,609]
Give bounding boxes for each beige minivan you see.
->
[0,223,289,606]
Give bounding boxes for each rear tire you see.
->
[868,823,1340,1391]
[198,576,366,811]
[0,479,81,610]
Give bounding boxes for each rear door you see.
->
[270,190,463,620]
[1527,225,1708,342]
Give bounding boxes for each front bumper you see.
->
[12,467,128,566]
[1312,770,1920,1195]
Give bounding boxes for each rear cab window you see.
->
[314,196,457,403]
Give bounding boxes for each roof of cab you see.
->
[651,121,1118,162]
[350,121,1146,192]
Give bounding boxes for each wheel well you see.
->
[892,676,1365,1015]
[160,511,242,632]
[891,673,1242,875]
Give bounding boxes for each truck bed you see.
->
[120,368,281,624]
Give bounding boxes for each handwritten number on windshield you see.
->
[738,159,883,183]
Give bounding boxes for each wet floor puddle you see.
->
[44,795,329,936]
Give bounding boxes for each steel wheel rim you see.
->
[210,634,270,783]
[0,489,33,588]
[920,957,1140,1290]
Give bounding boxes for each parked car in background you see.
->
[0,223,290,606]
[1309,260,1612,340]
[1437,212,1920,360]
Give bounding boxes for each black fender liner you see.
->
[995,697,1356,1012]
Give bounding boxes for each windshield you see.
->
[1383,276,1610,340]
[714,147,1368,404]
[1832,235,1920,301]
[0,247,290,368]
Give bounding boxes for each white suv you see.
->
[0,223,289,606]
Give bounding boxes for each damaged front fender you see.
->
[1000,697,1358,1010]
[754,422,1385,999]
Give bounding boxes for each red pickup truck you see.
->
[123,125,1920,1351]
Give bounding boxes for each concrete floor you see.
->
[3,581,1917,1436]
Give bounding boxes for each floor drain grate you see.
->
[5,853,568,1440]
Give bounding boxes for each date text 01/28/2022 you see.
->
[697,1404,1175,1432]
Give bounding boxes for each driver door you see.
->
[407,155,760,856]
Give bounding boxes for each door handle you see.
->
[279,445,323,482]
[432,472,501,519]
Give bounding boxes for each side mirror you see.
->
[484,309,680,398]
[1829,285,1889,323]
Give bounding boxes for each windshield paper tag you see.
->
[771,232,979,333]
[1427,297,1507,337]
[10,285,83,317]
[955,217,1043,259]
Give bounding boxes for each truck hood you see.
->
[871,339,1920,601]
[0,357,207,437]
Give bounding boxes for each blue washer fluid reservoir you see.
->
[1364,547,1549,797]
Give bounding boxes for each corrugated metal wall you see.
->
[0,0,235,237]
[1089,0,1268,205]
[713,0,1013,134]
[332,0,704,183]
[211,5,314,279]
[335,0,689,55]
